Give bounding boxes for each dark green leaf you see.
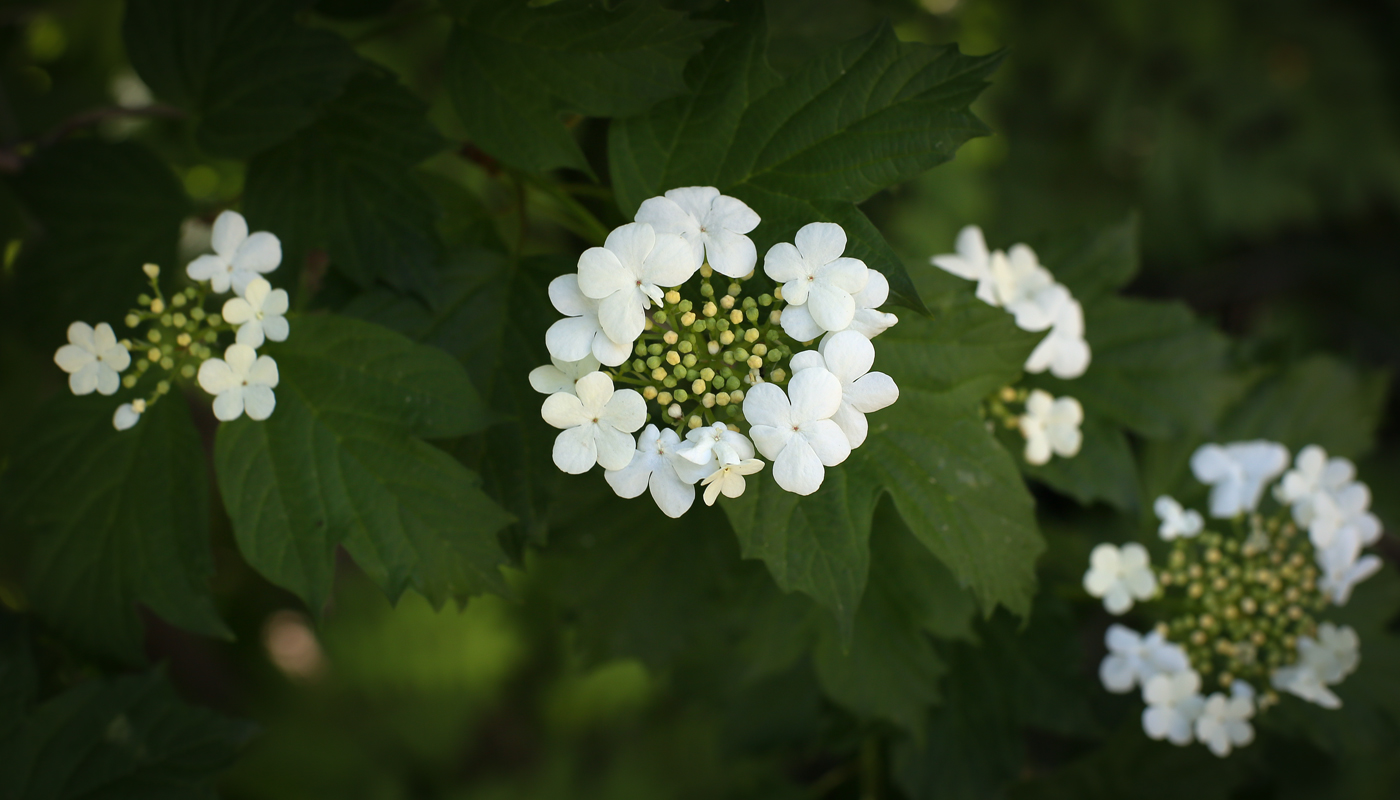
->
[1015,412,1141,511]
[609,3,1002,312]
[443,0,721,174]
[214,315,507,612]
[243,71,444,295]
[0,396,226,664]
[1219,355,1389,459]
[0,614,35,738]
[124,0,362,157]
[1028,216,1141,303]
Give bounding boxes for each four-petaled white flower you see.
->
[1279,445,1381,551]
[931,225,998,305]
[112,399,146,431]
[1270,622,1360,709]
[634,187,760,279]
[1099,624,1191,694]
[605,425,711,518]
[989,244,1064,332]
[766,223,869,336]
[1083,542,1156,614]
[1019,389,1083,465]
[577,222,695,346]
[789,331,898,448]
[529,354,602,395]
[1024,292,1090,379]
[1195,681,1255,757]
[1315,527,1382,605]
[701,452,765,506]
[186,210,281,295]
[54,321,130,396]
[1142,669,1206,746]
[198,344,279,421]
[541,372,646,474]
[1190,441,1290,518]
[1154,495,1204,541]
[1277,444,1355,504]
[744,367,850,495]
[780,268,899,342]
[676,421,755,469]
[545,274,634,367]
[221,277,289,349]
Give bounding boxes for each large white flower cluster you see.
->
[534,187,900,517]
[50,210,287,430]
[933,226,1088,466]
[1083,439,1385,758]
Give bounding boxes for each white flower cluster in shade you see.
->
[932,226,1088,466]
[51,210,288,431]
[534,188,899,518]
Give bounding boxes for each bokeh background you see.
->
[1,0,1397,797]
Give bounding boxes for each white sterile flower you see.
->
[781,268,899,342]
[112,399,146,431]
[1190,441,1290,518]
[788,331,898,448]
[744,367,850,495]
[1277,444,1355,504]
[1195,682,1256,757]
[1142,669,1206,746]
[221,277,289,349]
[1315,527,1382,605]
[185,210,282,295]
[197,344,279,421]
[1154,495,1204,541]
[1018,389,1083,465]
[1083,542,1156,614]
[53,321,130,396]
[1270,623,1360,709]
[577,222,695,346]
[540,372,646,474]
[1099,625,1191,693]
[1023,293,1091,379]
[990,244,1066,332]
[701,453,765,506]
[529,354,601,395]
[605,425,711,518]
[931,225,998,305]
[677,421,755,468]
[1280,446,1382,551]
[765,222,869,336]
[545,274,634,367]
[634,186,760,279]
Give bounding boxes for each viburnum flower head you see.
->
[744,367,850,495]
[1190,441,1290,518]
[765,222,869,337]
[1154,495,1204,540]
[931,225,998,305]
[186,210,281,295]
[780,266,899,342]
[605,425,712,518]
[1083,542,1156,614]
[529,354,602,395]
[53,321,130,396]
[634,187,760,279]
[541,372,646,474]
[577,222,696,346]
[545,274,634,367]
[1023,293,1090,379]
[1270,622,1360,709]
[1100,624,1191,693]
[1195,681,1256,757]
[1018,389,1083,465]
[198,343,279,421]
[1141,669,1206,746]
[221,277,289,349]
[789,331,898,448]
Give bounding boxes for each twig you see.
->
[36,103,185,148]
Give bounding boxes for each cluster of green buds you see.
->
[119,263,232,413]
[614,264,799,434]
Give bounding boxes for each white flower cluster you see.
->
[1084,439,1384,757]
[50,210,287,430]
[933,226,1088,466]
[534,187,900,517]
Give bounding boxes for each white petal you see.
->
[243,384,276,420]
[819,257,869,294]
[186,253,226,283]
[830,402,869,448]
[578,246,633,300]
[549,274,590,317]
[779,304,823,342]
[787,367,842,424]
[773,435,826,495]
[232,232,281,275]
[748,424,792,462]
[597,289,645,346]
[198,358,240,395]
[94,364,120,395]
[820,330,874,384]
[705,194,759,233]
[223,344,257,378]
[635,195,700,236]
[573,372,615,412]
[846,372,898,414]
[553,425,598,474]
[211,210,248,257]
[801,419,851,466]
[529,365,573,395]
[91,323,117,353]
[594,425,637,471]
[763,242,808,284]
[1190,444,1232,483]
[54,344,95,373]
[1049,336,1091,380]
[66,321,96,351]
[592,330,634,368]
[212,389,245,421]
[541,392,591,429]
[742,383,791,429]
[260,315,290,343]
[702,226,757,279]
[1105,624,1140,653]
[112,403,141,431]
[853,268,890,309]
[789,350,825,374]
[234,319,265,349]
[663,186,720,220]
[222,296,256,326]
[648,463,696,518]
[642,232,699,287]
[600,388,647,433]
[604,221,656,273]
[242,277,271,309]
[99,340,131,369]
[794,222,846,265]
[1023,428,1051,465]
[1100,654,1136,693]
[1103,584,1133,614]
[247,355,279,388]
[807,282,855,332]
[546,315,600,363]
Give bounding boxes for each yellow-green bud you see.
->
[752,343,768,356]
[769,310,782,325]
[664,289,681,305]
[190,306,206,321]
[744,328,760,343]
[151,298,165,314]
[702,393,716,408]
[730,389,744,403]
[715,392,731,406]
[682,353,697,368]
[171,292,187,308]
[635,342,648,356]
[745,307,759,322]
[747,355,763,369]
[719,330,735,346]
[156,380,170,395]
[707,340,721,355]
[125,314,140,328]
[667,403,683,419]
[773,286,783,301]
[172,312,187,327]
[680,311,697,326]
[208,314,222,326]
[700,367,715,381]
[673,364,686,378]
[665,350,681,366]
[702,301,717,317]
[657,391,673,406]
[159,356,174,370]
[176,332,191,347]
[122,375,137,389]
[147,329,162,343]
[700,264,713,278]
[720,294,735,310]
[147,347,161,362]
[726,282,741,297]
[692,379,706,394]
[770,368,786,383]
[160,313,173,327]
[646,356,661,369]
[674,389,689,402]
[652,310,667,324]
[648,343,663,356]
[700,282,715,298]
[142,263,160,279]
[758,294,773,306]
[651,367,667,381]
[663,375,678,388]
[729,309,743,324]
[688,415,703,429]
[643,386,659,400]
[180,364,195,378]
[678,340,693,354]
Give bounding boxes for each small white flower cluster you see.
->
[1084,439,1385,757]
[533,187,900,518]
[50,210,288,430]
[933,226,1088,466]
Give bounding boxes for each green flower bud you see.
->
[682,353,697,368]
[678,299,693,313]
[648,343,663,356]
[646,356,661,370]
[700,368,715,382]
[758,294,773,306]
[146,329,162,343]
[727,282,741,297]
[663,375,677,388]
[124,314,140,328]
[137,294,151,306]
[716,318,729,332]
[725,376,740,391]
[674,389,689,402]
[672,364,686,379]
[745,307,759,322]
[171,292,187,308]
[181,364,196,378]
[700,282,714,297]
[635,342,648,356]
[678,340,693,354]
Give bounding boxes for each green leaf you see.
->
[0,396,226,663]
[243,71,444,295]
[8,140,190,334]
[0,669,253,798]
[1028,216,1141,303]
[722,465,878,643]
[1014,412,1141,511]
[609,2,1002,312]
[123,0,362,158]
[1219,355,1389,459]
[443,0,721,174]
[214,315,508,612]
